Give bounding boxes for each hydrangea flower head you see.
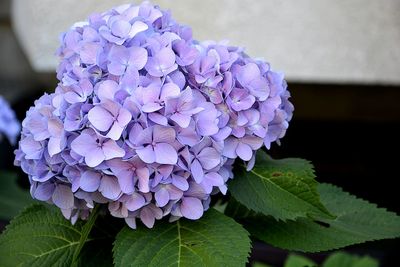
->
[0,96,20,145]
[15,1,293,228]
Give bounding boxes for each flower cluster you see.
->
[0,96,20,145]
[15,1,293,228]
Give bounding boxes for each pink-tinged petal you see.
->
[140,207,155,228]
[97,80,119,101]
[88,106,114,132]
[154,143,178,164]
[80,171,101,192]
[142,102,163,112]
[48,118,63,137]
[236,142,253,161]
[155,187,169,207]
[84,147,106,167]
[172,175,189,191]
[70,133,96,156]
[181,197,203,220]
[160,83,180,100]
[153,125,175,143]
[107,158,130,172]
[102,139,125,160]
[136,167,150,185]
[116,170,134,194]
[138,171,150,193]
[242,135,264,150]
[191,159,204,183]
[136,145,156,164]
[52,185,74,210]
[170,112,191,128]
[197,147,220,170]
[107,122,124,140]
[222,137,239,159]
[99,175,122,200]
[125,193,146,211]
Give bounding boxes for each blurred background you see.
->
[1,0,399,266]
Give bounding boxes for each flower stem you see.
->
[71,205,100,266]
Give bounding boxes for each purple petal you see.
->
[20,136,43,159]
[71,133,97,156]
[236,142,253,161]
[125,193,146,211]
[80,171,101,192]
[102,139,125,160]
[33,182,55,201]
[88,106,114,132]
[153,125,175,143]
[142,102,162,112]
[181,197,203,220]
[52,185,74,210]
[99,175,122,200]
[155,187,169,207]
[154,143,178,164]
[107,123,124,140]
[84,147,106,167]
[242,135,263,150]
[197,147,220,170]
[222,138,239,159]
[97,80,119,101]
[172,175,189,191]
[136,145,156,164]
[170,113,191,128]
[129,46,148,70]
[140,207,155,228]
[191,159,204,183]
[138,170,150,193]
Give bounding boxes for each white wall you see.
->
[12,0,400,85]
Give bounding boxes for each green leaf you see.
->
[233,183,400,252]
[322,252,379,267]
[113,209,251,267]
[0,172,34,220]
[0,204,112,267]
[228,151,333,221]
[284,254,317,267]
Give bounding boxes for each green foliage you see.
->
[113,209,251,267]
[284,254,317,267]
[228,151,333,221]
[0,171,34,220]
[228,184,400,252]
[0,204,113,267]
[322,252,379,267]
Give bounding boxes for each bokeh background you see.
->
[1,0,399,266]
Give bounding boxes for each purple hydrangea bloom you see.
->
[0,96,20,145]
[15,1,293,229]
